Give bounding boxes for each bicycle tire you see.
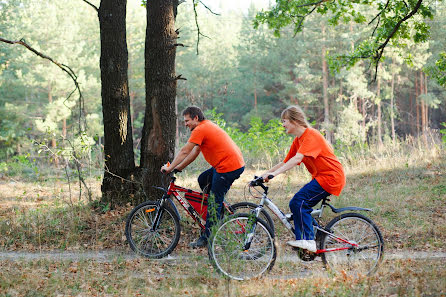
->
[125,200,181,259]
[228,202,275,236]
[208,213,276,280]
[320,212,384,276]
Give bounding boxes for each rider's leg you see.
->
[288,179,330,251]
[198,167,214,194]
[191,166,244,248]
[204,167,245,238]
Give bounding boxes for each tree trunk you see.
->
[140,0,178,200]
[424,72,429,131]
[420,71,428,146]
[376,74,382,147]
[415,74,420,135]
[98,0,136,207]
[321,24,331,143]
[48,82,57,149]
[390,71,396,142]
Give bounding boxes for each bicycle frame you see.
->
[250,187,360,255]
[152,175,232,231]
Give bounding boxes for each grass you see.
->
[0,257,444,296]
[0,140,445,295]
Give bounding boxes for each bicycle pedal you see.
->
[295,248,316,261]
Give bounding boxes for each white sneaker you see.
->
[287,240,317,252]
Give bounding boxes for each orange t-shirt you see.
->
[188,120,245,173]
[284,128,346,196]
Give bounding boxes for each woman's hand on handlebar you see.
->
[261,173,275,182]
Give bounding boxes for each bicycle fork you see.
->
[150,196,169,232]
[241,205,264,250]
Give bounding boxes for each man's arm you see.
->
[161,142,197,173]
[176,145,201,171]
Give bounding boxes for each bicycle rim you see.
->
[321,213,384,277]
[209,214,276,280]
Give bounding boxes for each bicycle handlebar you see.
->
[161,168,182,175]
[250,175,274,187]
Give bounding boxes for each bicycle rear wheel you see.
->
[320,213,384,277]
[228,202,275,236]
[208,213,276,280]
[125,200,181,258]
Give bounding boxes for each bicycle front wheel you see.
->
[208,213,276,280]
[228,202,275,236]
[125,200,181,258]
[320,213,384,277]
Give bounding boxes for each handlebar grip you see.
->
[267,175,274,180]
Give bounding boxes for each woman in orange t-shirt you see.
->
[261,106,345,253]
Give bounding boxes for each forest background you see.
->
[1,0,446,295]
[1,0,445,175]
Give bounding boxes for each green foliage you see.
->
[3,153,39,177]
[0,103,28,159]
[440,122,446,144]
[206,109,290,167]
[334,102,368,150]
[426,52,446,88]
[254,0,444,84]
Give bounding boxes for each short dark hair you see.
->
[182,106,205,121]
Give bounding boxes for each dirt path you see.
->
[1,250,445,262]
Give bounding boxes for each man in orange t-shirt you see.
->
[261,105,345,253]
[161,106,245,248]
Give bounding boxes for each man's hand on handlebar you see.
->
[160,163,171,174]
[160,162,182,174]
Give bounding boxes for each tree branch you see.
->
[82,0,99,11]
[292,5,319,37]
[0,38,87,136]
[198,0,220,15]
[368,0,390,25]
[295,0,327,9]
[192,0,211,55]
[372,0,423,80]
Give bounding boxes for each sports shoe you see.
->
[287,240,317,252]
[189,236,208,249]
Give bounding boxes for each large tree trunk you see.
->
[140,0,178,200]
[99,0,136,207]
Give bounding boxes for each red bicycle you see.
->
[125,170,274,258]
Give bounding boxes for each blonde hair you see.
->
[281,105,310,128]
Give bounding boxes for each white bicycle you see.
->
[208,176,384,280]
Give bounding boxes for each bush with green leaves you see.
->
[206,109,291,168]
[440,122,446,144]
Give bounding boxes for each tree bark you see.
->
[390,71,396,142]
[376,74,382,146]
[415,74,420,135]
[98,0,136,207]
[140,0,178,200]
